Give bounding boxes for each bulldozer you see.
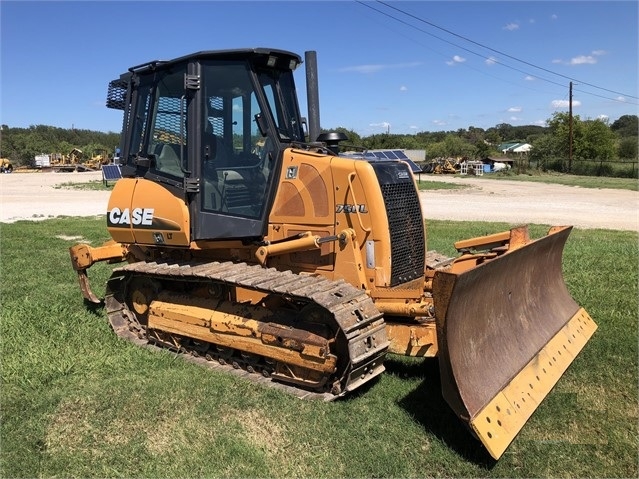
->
[69,48,596,460]
[50,148,84,172]
[0,158,13,173]
[84,149,112,170]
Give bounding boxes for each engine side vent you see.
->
[372,162,425,287]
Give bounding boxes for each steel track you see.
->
[103,259,389,400]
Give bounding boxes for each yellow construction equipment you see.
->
[0,158,13,173]
[84,149,112,170]
[49,148,84,171]
[69,49,596,460]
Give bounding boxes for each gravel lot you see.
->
[419,175,638,231]
[0,170,637,231]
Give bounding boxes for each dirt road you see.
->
[419,175,638,231]
[0,171,637,231]
[0,171,109,224]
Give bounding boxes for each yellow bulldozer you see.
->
[84,149,112,170]
[1,158,13,173]
[69,49,596,460]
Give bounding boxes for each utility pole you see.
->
[568,81,573,172]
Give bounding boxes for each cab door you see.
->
[193,61,280,241]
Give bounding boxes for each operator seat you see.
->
[155,143,184,178]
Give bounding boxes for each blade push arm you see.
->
[69,240,129,303]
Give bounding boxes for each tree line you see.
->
[1,114,636,177]
[0,125,120,166]
[331,114,637,178]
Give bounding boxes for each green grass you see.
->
[483,171,639,191]
[416,179,468,191]
[1,218,637,478]
[54,181,114,191]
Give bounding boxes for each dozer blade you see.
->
[433,226,597,459]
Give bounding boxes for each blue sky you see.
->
[1,1,637,136]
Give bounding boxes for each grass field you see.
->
[417,179,468,191]
[1,218,637,478]
[480,171,639,191]
[54,180,113,191]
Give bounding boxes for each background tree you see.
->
[576,119,616,161]
[0,125,119,166]
[473,140,491,159]
[529,133,561,170]
[493,123,516,142]
[484,129,501,146]
[610,115,638,138]
[546,112,585,169]
[618,137,638,160]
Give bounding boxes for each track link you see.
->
[104,260,389,400]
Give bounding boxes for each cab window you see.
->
[200,61,276,219]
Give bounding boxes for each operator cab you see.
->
[107,49,305,241]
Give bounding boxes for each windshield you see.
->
[257,68,305,142]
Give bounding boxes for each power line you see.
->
[358,1,569,90]
[359,0,638,103]
[376,0,638,100]
[356,2,569,100]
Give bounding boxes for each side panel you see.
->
[266,149,424,297]
[266,149,337,269]
[107,178,136,244]
[107,178,190,246]
[269,149,334,226]
[331,158,392,288]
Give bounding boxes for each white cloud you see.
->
[524,75,535,81]
[339,62,421,74]
[508,106,522,113]
[616,96,627,102]
[551,14,558,20]
[485,56,497,66]
[510,116,522,122]
[534,119,546,126]
[570,55,597,65]
[399,85,408,92]
[432,119,448,126]
[556,50,607,66]
[504,22,520,31]
[446,55,466,66]
[370,122,391,130]
[598,114,609,121]
[551,99,582,109]
[340,64,384,74]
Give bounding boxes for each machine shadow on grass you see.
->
[83,298,105,314]
[384,357,497,467]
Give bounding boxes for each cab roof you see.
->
[128,48,302,74]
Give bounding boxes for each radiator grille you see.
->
[374,163,425,287]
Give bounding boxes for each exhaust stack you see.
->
[305,51,321,143]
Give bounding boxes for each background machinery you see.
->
[0,158,13,173]
[84,149,112,170]
[69,48,596,460]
